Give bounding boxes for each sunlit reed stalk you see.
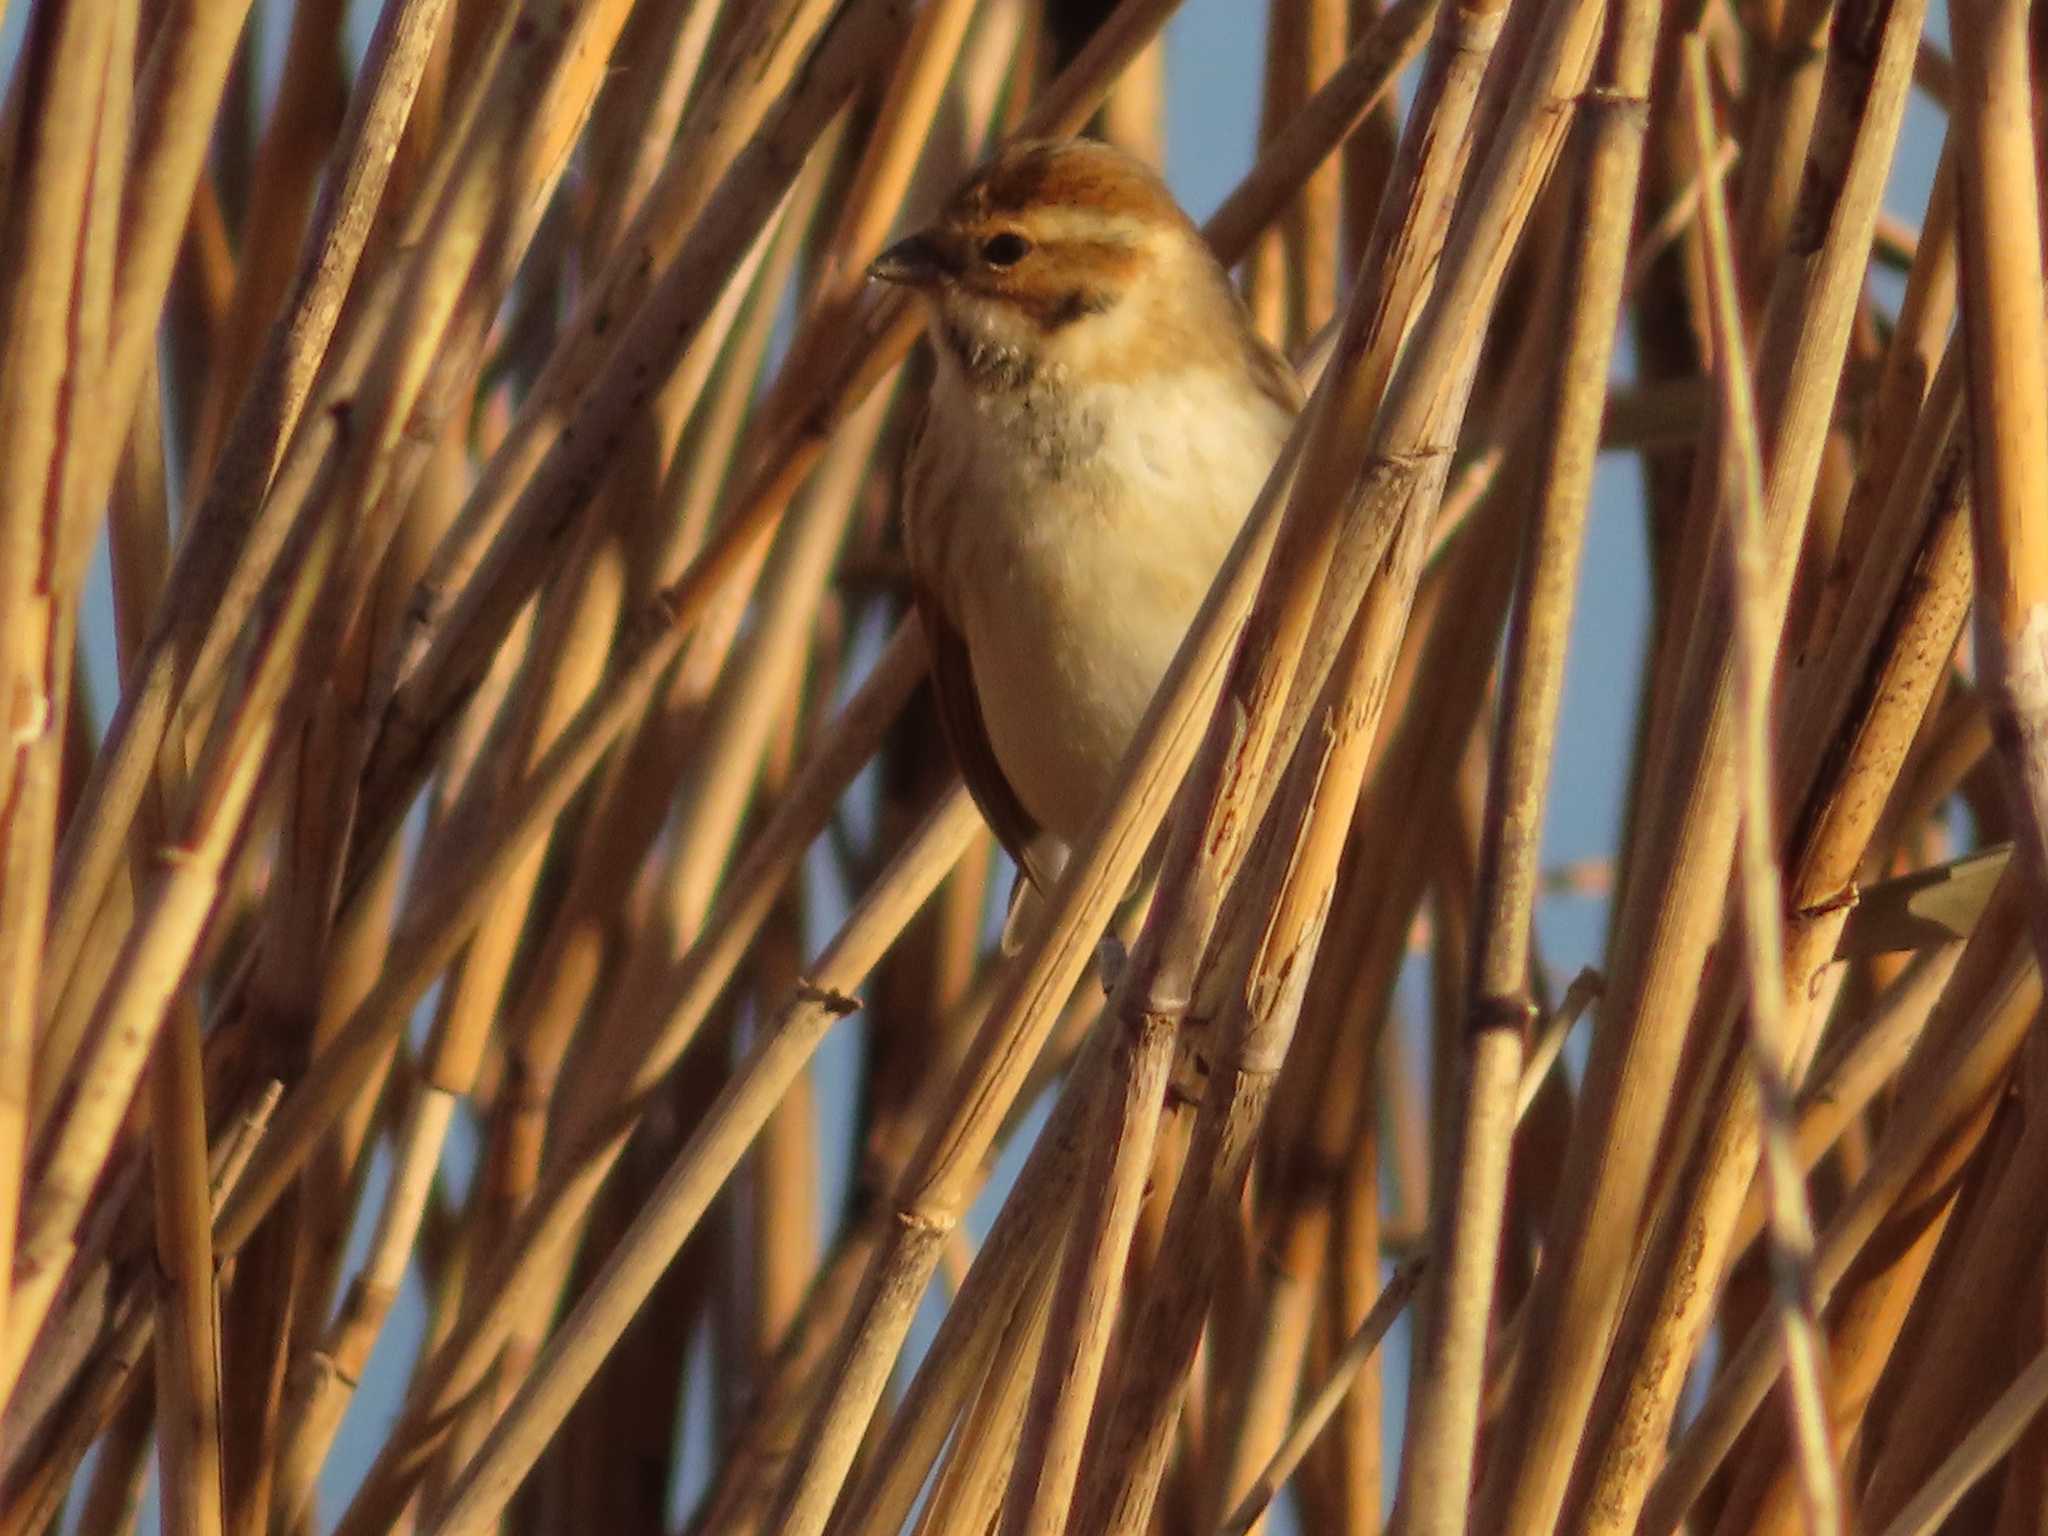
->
[1685,36,1841,1530]
[1387,0,1653,1524]
[6,0,2043,1529]
[1643,875,2040,1529]
[421,787,984,1534]
[1949,0,2048,974]
[41,0,463,1019]
[0,0,125,1372]
[1475,0,1933,1520]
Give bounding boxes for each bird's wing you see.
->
[913,582,1056,892]
[899,385,1056,892]
[1242,322,1308,418]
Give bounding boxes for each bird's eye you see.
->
[980,232,1032,267]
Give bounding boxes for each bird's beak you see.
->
[868,231,950,288]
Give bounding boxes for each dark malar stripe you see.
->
[1035,287,1115,332]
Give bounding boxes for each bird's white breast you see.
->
[910,357,1293,842]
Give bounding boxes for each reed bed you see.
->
[0,0,2038,1531]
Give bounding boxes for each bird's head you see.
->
[868,137,1241,390]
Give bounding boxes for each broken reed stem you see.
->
[1684,36,1841,1532]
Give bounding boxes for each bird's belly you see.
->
[956,527,1210,843]
[916,361,1289,846]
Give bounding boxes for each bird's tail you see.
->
[998,837,1068,955]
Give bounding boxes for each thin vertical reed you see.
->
[1388,0,1652,1523]
[1950,0,2048,972]
[1685,37,1842,1528]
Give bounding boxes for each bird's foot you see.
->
[1096,935,1129,996]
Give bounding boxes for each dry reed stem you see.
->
[994,0,1508,1521]
[444,195,820,1434]
[181,0,346,495]
[547,349,893,1169]
[1227,956,1598,1532]
[1387,0,1653,1522]
[1727,942,1963,1256]
[5,493,342,1410]
[1320,1054,1390,1524]
[3,0,2025,1527]
[911,1272,1055,1536]
[1950,0,2048,976]
[1643,874,2041,1528]
[0,0,124,1367]
[1873,1334,2048,1536]
[32,0,634,1466]
[821,1026,1110,1536]
[214,322,803,1470]
[151,998,227,1536]
[1599,403,1975,1531]
[32,0,598,1219]
[42,0,457,1009]
[1824,143,1954,616]
[356,0,917,858]
[1475,0,1931,1518]
[1206,856,1389,1535]
[0,1070,277,1536]
[814,0,982,297]
[1223,1259,1428,1534]
[1078,0,1607,1524]
[474,332,869,1405]
[394,0,842,662]
[1852,1042,2048,1523]
[421,786,984,1533]
[1571,146,1973,1536]
[265,520,629,1526]
[1685,36,1841,1529]
[324,625,927,1536]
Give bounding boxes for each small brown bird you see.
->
[871,138,1301,941]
